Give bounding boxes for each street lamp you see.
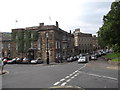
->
[46,32,49,64]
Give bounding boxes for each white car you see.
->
[31,60,37,64]
[78,56,88,63]
[91,55,97,60]
[31,58,43,64]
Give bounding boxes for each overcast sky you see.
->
[0,0,115,35]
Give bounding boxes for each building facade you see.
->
[11,22,74,63]
[73,28,93,55]
[0,32,11,58]
[92,35,100,52]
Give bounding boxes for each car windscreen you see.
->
[80,57,85,59]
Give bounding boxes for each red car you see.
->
[2,57,12,64]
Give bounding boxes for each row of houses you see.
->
[0,21,100,63]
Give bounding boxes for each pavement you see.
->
[0,70,9,75]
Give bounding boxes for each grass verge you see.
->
[112,58,120,62]
[103,52,120,59]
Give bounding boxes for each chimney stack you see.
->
[70,30,71,34]
[39,23,44,26]
[74,28,80,33]
[56,21,59,28]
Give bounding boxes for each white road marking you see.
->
[79,71,118,81]
[65,76,69,79]
[74,74,78,77]
[102,76,118,80]
[53,64,87,86]
[69,74,73,76]
[71,76,75,79]
[53,82,61,86]
[88,73,102,77]
[73,71,76,74]
[60,78,65,82]
[78,64,87,70]
[76,72,80,75]
[61,82,67,86]
[66,79,71,82]
[75,70,78,73]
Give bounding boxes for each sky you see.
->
[0,0,115,35]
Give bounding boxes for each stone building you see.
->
[11,21,74,63]
[92,35,100,52]
[0,32,11,58]
[73,28,93,55]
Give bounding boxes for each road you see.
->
[2,57,119,89]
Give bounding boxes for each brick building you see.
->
[11,21,74,63]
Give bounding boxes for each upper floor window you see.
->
[55,41,61,49]
[31,41,33,48]
[38,39,41,50]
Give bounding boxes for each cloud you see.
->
[0,0,113,34]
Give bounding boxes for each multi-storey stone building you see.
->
[73,28,93,55]
[0,32,11,58]
[11,22,74,63]
[92,35,100,51]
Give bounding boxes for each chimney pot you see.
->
[39,23,44,26]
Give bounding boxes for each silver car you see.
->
[78,56,88,63]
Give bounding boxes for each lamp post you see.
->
[46,32,49,64]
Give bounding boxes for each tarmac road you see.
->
[2,57,119,89]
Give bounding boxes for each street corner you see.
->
[0,70,9,75]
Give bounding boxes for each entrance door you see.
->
[27,50,34,60]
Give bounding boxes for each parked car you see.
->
[31,58,43,64]
[90,55,97,60]
[78,56,88,63]
[101,51,106,55]
[22,57,29,64]
[16,58,23,64]
[2,57,11,64]
[7,58,16,64]
[3,59,8,64]
[67,57,73,62]
[73,56,78,61]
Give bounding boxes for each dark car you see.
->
[67,57,73,62]
[73,56,78,61]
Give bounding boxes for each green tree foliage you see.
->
[16,31,24,53]
[11,32,16,41]
[24,31,31,52]
[98,1,120,52]
[12,30,38,53]
[31,31,38,41]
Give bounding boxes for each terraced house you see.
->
[11,21,74,63]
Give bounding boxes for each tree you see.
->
[98,1,120,52]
